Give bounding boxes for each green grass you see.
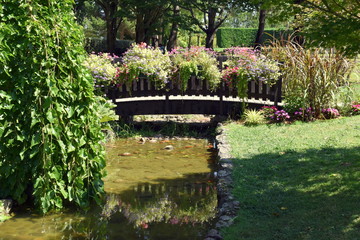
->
[223,116,360,240]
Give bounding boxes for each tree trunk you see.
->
[106,18,117,53]
[205,8,217,49]
[205,30,216,49]
[135,14,146,43]
[254,9,266,49]
[101,0,122,53]
[167,5,180,51]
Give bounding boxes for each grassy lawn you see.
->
[223,116,360,240]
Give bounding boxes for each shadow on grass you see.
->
[223,146,360,240]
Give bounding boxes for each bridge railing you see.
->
[106,75,282,103]
[103,55,282,117]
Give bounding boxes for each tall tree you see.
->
[300,0,360,55]
[254,8,266,48]
[95,0,125,53]
[123,0,171,44]
[258,0,360,55]
[167,4,181,51]
[181,0,242,48]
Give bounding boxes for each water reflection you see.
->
[103,180,217,228]
[0,139,218,240]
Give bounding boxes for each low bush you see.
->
[243,109,265,126]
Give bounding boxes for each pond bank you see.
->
[204,124,239,240]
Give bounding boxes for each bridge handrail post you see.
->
[273,77,283,107]
[165,80,171,114]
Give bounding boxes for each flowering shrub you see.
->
[293,107,315,121]
[169,47,221,91]
[83,52,118,86]
[272,110,290,123]
[222,47,281,98]
[222,66,248,98]
[117,43,172,89]
[260,106,278,120]
[321,108,340,119]
[351,103,360,115]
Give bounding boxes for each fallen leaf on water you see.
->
[119,152,132,156]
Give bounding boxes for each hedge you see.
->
[216,28,292,48]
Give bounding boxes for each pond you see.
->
[0,139,218,240]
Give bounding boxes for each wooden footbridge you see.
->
[104,57,282,119]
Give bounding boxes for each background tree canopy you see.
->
[75,0,360,56]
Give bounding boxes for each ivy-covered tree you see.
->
[0,0,106,212]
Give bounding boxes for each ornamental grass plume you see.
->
[264,36,355,118]
[243,109,266,126]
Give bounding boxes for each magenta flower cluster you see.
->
[261,106,290,123]
[351,103,360,115]
[294,107,315,121]
[272,110,290,122]
[321,108,340,119]
[222,66,241,87]
[261,106,278,120]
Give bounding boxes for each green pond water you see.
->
[0,139,218,240]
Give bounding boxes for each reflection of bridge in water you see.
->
[103,180,218,228]
[105,56,283,119]
[133,181,215,198]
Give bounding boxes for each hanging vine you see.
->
[0,0,106,212]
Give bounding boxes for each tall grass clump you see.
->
[265,38,355,117]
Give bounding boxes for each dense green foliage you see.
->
[216,28,291,48]
[224,116,360,239]
[300,0,360,56]
[0,0,106,212]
